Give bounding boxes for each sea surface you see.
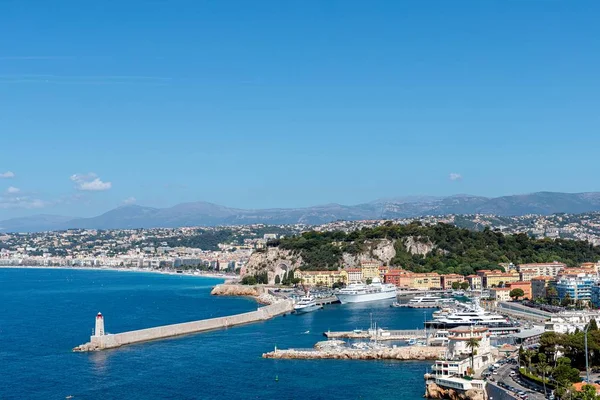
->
[1,268,434,400]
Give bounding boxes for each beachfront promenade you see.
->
[74,299,294,352]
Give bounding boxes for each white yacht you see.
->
[293,294,320,314]
[336,278,397,304]
[425,298,510,329]
[408,295,457,308]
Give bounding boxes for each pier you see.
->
[74,299,294,352]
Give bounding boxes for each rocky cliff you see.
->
[425,382,486,400]
[243,237,435,284]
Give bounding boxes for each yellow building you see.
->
[360,260,381,281]
[440,273,465,289]
[294,270,348,287]
[482,271,520,288]
[490,287,511,302]
[466,275,482,290]
[409,273,441,290]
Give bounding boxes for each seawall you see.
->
[74,300,293,352]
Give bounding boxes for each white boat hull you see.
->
[336,290,396,304]
[294,304,321,313]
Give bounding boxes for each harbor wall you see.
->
[80,300,293,351]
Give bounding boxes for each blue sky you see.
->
[1,1,599,219]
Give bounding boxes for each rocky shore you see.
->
[425,381,486,400]
[263,340,445,361]
[210,284,280,305]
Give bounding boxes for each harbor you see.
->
[74,298,294,352]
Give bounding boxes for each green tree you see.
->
[589,319,598,331]
[575,384,600,400]
[466,337,480,374]
[460,281,470,290]
[451,281,461,290]
[510,288,525,301]
[562,293,573,307]
[274,274,281,284]
[366,278,373,285]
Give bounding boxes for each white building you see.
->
[544,311,600,334]
[431,326,493,378]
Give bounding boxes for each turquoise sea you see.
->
[0,268,434,400]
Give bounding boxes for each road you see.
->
[493,361,548,400]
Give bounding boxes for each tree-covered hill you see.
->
[266,222,600,276]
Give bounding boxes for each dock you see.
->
[74,299,294,352]
[324,328,427,341]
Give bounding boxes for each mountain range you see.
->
[2,191,600,233]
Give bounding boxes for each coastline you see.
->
[0,265,238,281]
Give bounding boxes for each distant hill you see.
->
[2,191,600,232]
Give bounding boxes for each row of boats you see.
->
[295,289,515,335]
[294,278,398,313]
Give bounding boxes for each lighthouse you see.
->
[95,312,105,336]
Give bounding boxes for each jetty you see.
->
[74,299,294,352]
[263,340,445,361]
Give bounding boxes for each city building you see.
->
[506,281,532,299]
[440,274,465,290]
[489,287,511,302]
[360,260,381,281]
[531,276,555,300]
[517,262,566,278]
[555,275,595,304]
[346,268,362,283]
[466,275,482,290]
[545,311,600,334]
[431,326,493,380]
[410,272,441,290]
[478,270,520,288]
[294,270,348,287]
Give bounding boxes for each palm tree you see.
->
[466,337,480,374]
[537,353,551,397]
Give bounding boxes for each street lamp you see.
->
[584,322,591,383]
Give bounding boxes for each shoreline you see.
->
[0,265,238,281]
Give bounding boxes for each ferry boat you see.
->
[335,278,397,304]
[424,298,512,330]
[293,294,320,314]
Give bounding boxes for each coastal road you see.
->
[495,362,547,400]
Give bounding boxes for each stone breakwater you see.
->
[263,344,445,361]
[74,299,294,352]
[210,284,279,304]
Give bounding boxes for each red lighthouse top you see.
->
[96,312,103,319]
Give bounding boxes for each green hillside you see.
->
[266,222,600,276]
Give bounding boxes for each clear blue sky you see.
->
[1,0,599,219]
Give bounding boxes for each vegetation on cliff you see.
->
[267,222,600,275]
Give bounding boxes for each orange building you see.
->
[506,281,532,300]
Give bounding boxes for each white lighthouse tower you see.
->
[95,312,105,336]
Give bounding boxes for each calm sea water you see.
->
[0,268,434,400]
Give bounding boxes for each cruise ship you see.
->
[335,278,397,304]
[424,298,511,329]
